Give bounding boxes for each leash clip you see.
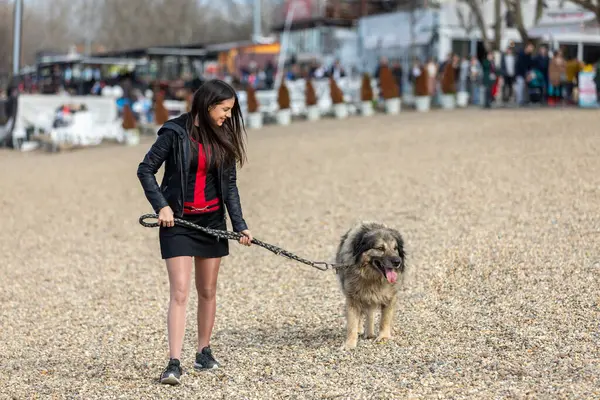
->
[311,262,331,271]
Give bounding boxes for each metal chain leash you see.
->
[139,214,350,272]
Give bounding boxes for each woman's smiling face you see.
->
[209,97,235,127]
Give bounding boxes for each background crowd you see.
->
[401,41,600,108]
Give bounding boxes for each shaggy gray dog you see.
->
[335,221,406,350]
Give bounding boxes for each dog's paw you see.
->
[340,340,358,351]
[375,333,392,343]
[364,332,377,339]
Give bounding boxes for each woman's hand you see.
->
[158,206,174,228]
[239,229,253,246]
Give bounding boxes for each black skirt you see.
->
[159,210,229,260]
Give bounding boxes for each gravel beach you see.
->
[1,108,599,399]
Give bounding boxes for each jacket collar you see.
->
[158,112,190,138]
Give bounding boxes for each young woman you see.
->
[137,79,252,385]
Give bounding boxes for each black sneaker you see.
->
[193,346,220,370]
[160,358,182,385]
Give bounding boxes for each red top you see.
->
[183,141,221,214]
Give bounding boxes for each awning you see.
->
[529,8,598,37]
[528,23,588,37]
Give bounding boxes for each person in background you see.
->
[374,56,388,80]
[501,46,516,103]
[426,57,438,97]
[308,59,319,77]
[452,53,461,84]
[91,80,103,96]
[459,56,470,92]
[437,52,452,80]
[436,53,453,105]
[328,59,346,80]
[547,49,566,106]
[481,51,497,109]
[565,54,582,104]
[595,60,600,100]
[264,61,275,90]
[285,64,299,81]
[469,55,482,105]
[349,65,361,79]
[535,45,550,102]
[409,57,422,90]
[373,56,390,102]
[247,61,259,87]
[515,41,535,106]
[526,67,545,104]
[239,65,250,84]
[391,59,403,97]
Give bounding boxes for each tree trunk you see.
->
[464,0,491,51]
[504,0,529,43]
[493,0,502,50]
[534,0,545,25]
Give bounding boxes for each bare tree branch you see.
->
[456,4,476,34]
[0,0,297,75]
[568,0,600,23]
[0,1,13,74]
[504,0,529,43]
[463,0,492,50]
[14,0,71,65]
[493,0,502,50]
[534,0,545,25]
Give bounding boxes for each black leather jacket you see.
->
[136,113,248,232]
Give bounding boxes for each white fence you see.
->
[237,77,387,119]
[8,76,404,150]
[140,76,392,125]
[159,77,388,120]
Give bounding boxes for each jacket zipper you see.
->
[179,137,187,218]
[218,164,226,222]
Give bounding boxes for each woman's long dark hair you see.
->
[187,79,247,168]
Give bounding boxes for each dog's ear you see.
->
[392,230,406,271]
[351,230,376,264]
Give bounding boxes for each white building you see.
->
[437,0,600,59]
[357,0,600,65]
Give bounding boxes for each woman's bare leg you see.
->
[194,257,221,351]
[166,256,193,359]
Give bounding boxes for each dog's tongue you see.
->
[385,268,398,283]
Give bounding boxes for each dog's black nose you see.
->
[390,257,403,268]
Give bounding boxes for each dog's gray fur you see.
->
[335,221,406,350]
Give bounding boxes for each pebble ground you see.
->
[1,108,599,399]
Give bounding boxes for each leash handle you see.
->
[139,214,257,244]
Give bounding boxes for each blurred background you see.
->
[1,0,599,150]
